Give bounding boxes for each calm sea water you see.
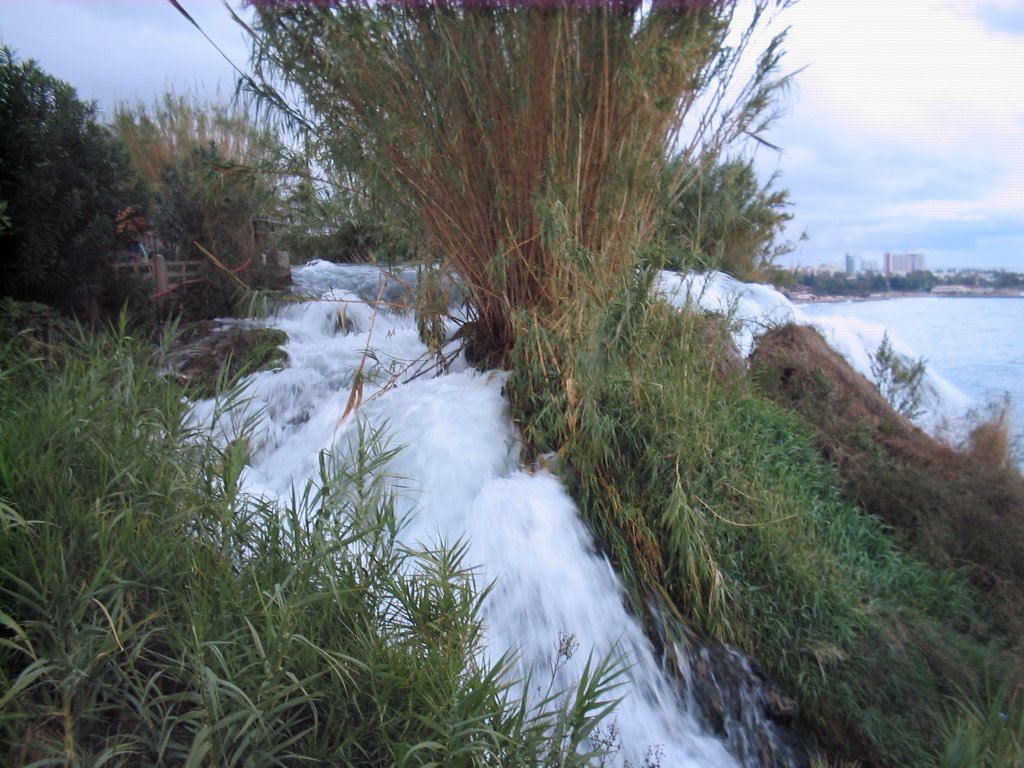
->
[799,296,1024,447]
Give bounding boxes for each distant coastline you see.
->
[785,266,1024,304]
[788,288,1024,303]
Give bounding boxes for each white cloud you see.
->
[766,0,1024,270]
[0,0,250,114]
[782,0,1024,147]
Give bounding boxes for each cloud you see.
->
[763,0,1024,271]
[0,1,251,116]
[782,0,1024,146]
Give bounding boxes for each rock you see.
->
[164,321,287,397]
[653,603,812,768]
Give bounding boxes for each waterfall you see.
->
[194,261,974,766]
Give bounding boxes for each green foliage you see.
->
[941,681,1024,768]
[0,47,145,313]
[146,143,274,316]
[154,143,269,265]
[993,271,1024,289]
[870,332,926,420]
[111,93,284,190]
[0,325,620,767]
[796,270,938,297]
[112,93,290,262]
[658,157,796,281]
[111,94,296,320]
[507,265,1017,766]
[248,2,792,361]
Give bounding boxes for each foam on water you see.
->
[191,263,974,766]
[356,372,736,766]
[191,263,738,767]
[656,269,974,432]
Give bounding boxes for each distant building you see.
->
[861,258,880,273]
[883,251,926,275]
[845,253,858,275]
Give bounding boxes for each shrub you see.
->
[657,157,797,282]
[0,48,145,315]
[870,332,926,420]
[149,142,272,316]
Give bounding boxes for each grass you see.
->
[940,680,1024,768]
[0,315,621,766]
[9,2,1019,762]
[751,323,1024,649]
[505,262,1023,767]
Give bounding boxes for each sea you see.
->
[798,295,1024,457]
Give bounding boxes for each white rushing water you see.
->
[192,261,738,767]
[192,262,974,766]
[798,296,1024,446]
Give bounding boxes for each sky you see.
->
[1,0,1022,273]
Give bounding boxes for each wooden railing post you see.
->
[274,251,292,285]
[153,254,168,297]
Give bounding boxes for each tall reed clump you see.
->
[111,94,282,189]
[247,1,790,364]
[111,95,297,318]
[0,321,620,766]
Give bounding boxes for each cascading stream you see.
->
[191,261,973,767]
[191,261,739,767]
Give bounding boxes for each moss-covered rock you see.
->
[165,321,287,398]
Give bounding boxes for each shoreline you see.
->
[788,288,1024,304]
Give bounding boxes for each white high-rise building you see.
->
[883,251,925,275]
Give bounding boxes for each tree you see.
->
[111,94,296,315]
[0,47,144,313]
[246,2,794,361]
[659,157,796,281]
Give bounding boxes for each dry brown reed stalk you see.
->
[966,403,1016,472]
[248,1,791,363]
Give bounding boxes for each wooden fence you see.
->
[111,254,204,300]
[110,252,291,302]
